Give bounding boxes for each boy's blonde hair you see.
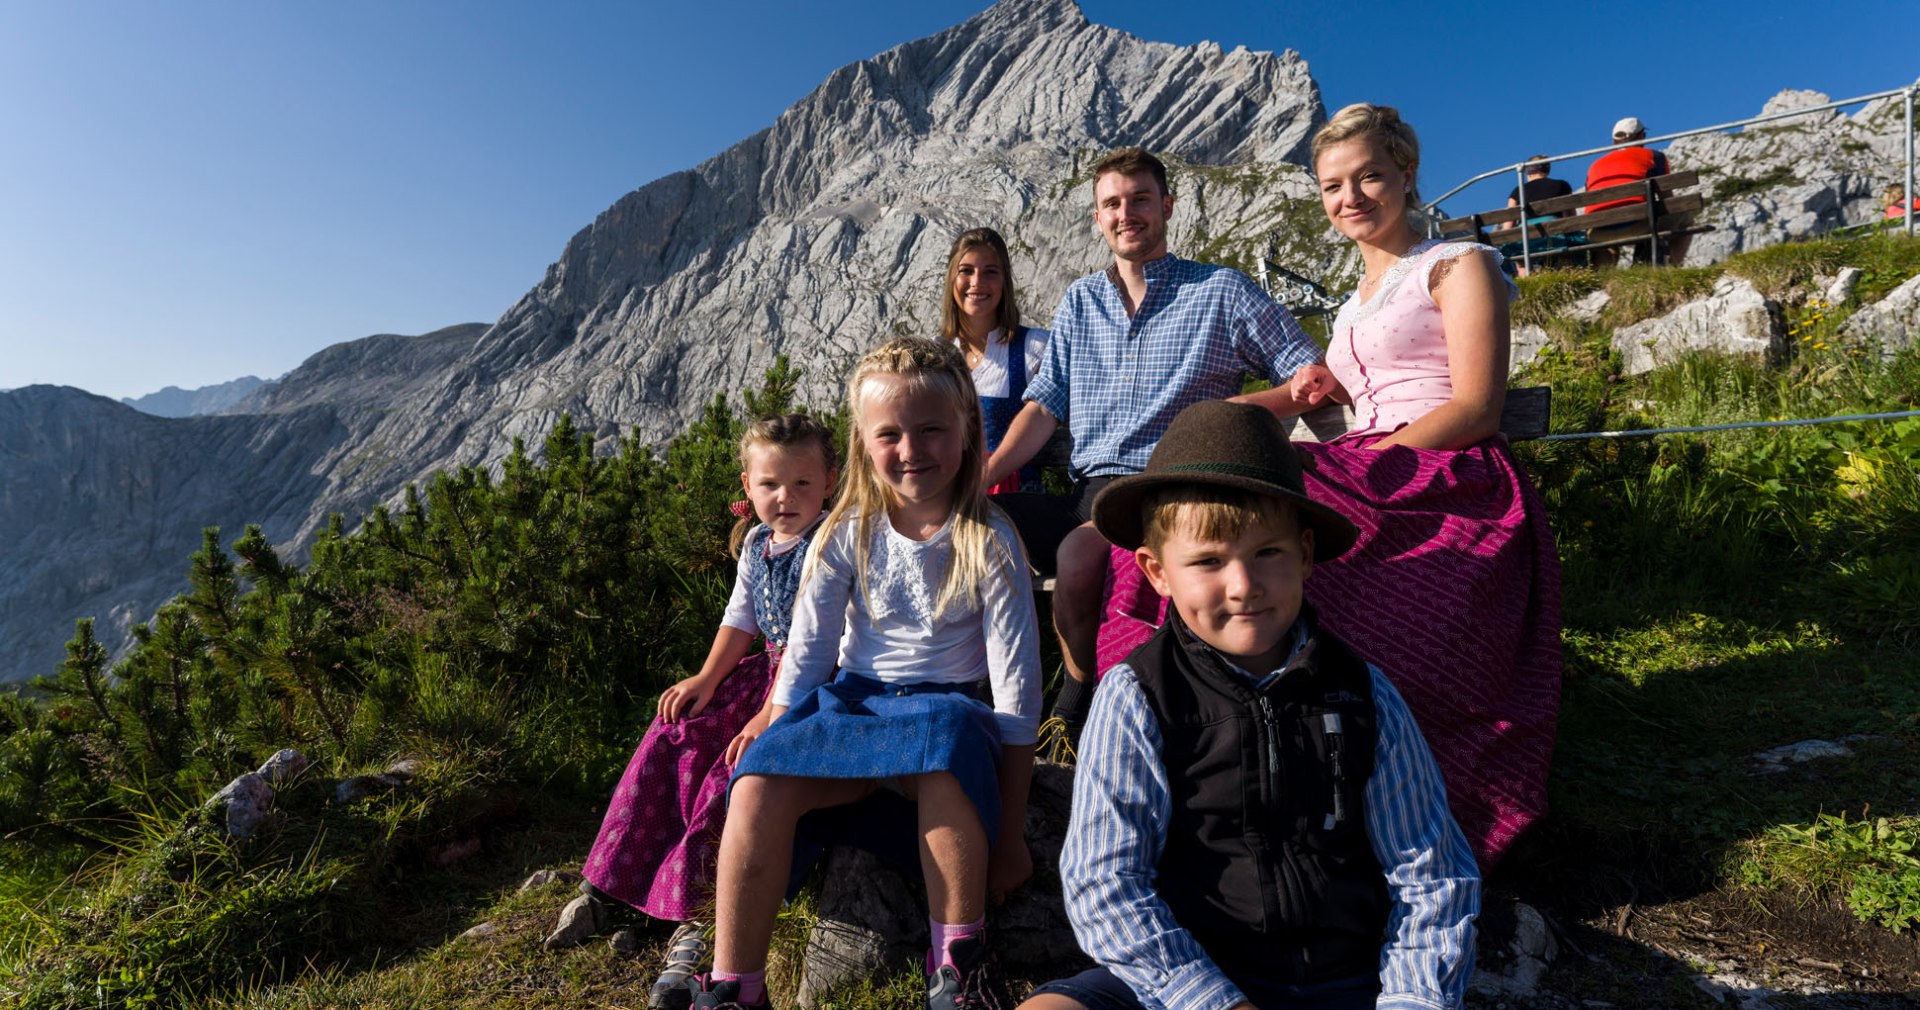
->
[810,336,1012,620]
[1141,485,1301,554]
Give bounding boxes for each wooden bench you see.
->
[1436,170,1709,268]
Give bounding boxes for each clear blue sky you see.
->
[3,1,1913,400]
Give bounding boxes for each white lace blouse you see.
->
[772,511,1044,746]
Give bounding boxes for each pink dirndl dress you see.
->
[581,521,813,919]
[1095,241,1562,869]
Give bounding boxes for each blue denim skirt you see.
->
[730,671,1005,887]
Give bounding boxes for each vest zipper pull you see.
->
[1323,712,1347,828]
[1258,696,1280,778]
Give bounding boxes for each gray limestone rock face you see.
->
[1668,83,1920,264]
[1,0,1337,681]
[1838,271,1920,358]
[1610,277,1784,375]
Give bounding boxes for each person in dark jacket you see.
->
[1019,400,1480,1010]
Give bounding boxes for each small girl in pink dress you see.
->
[548,413,836,1010]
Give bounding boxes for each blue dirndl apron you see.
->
[731,670,1005,894]
[981,327,1042,494]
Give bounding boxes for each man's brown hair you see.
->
[1091,147,1170,198]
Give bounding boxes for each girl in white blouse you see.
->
[697,337,1043,1010]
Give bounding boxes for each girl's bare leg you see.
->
[905,771,989,924]
[714,774,873,971]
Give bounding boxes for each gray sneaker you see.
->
[688,977,769,1010]
[650,921,712,1010]
[926,934,1003,1010]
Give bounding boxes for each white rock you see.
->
[255,748,309,785]
[1510,325,1550,375]
[1669,81,1920,264]
[1838,271,1920,359]
[1749,738,1853,773]
[206,771,273,839]
[1611,276,1783,374]
[1566,288,1611,322]
[518,868,580,892]
[458,921,499,942]
[1823,266,1862,304]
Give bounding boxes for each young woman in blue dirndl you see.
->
[940,227,1051,496]
[696,337,1043,1010]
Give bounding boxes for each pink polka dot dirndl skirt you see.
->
[581,649,777,920]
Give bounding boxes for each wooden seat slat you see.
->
[1482,193,1705,245]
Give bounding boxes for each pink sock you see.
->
[927,916,985,970]
[710,968,766,1004]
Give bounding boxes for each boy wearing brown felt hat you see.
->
[1021,400,1479,1010]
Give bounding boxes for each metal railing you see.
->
[1426,85,1918,271]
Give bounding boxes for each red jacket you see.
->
[1585,147,1669,213]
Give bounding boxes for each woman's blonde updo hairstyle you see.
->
[1312,103,1422,205]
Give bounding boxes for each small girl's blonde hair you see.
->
[1313,103,1422,205]
[810,336,1011,620]
[729,412,838,557]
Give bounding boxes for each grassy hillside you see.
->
[4,236,1920,1007]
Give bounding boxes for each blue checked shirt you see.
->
[1060,623,1481,1010]
[1025,255,1321,478]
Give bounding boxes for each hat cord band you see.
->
[1161,461,1294,485]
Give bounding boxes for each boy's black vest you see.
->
[1127,605,1390,985]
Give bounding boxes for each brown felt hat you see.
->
[1091,400,1358,560]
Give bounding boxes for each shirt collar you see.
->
[1172,615,1310,689]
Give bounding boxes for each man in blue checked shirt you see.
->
[984,147,1338,741]
[1018,401,1479,1010]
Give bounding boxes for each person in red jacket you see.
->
[1584,117,1690,266]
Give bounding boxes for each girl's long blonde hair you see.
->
[1313,102,1423,205]
[809,336,1012,620]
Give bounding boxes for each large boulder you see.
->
[1610,276,1784,374]
[1837,272,1920,359]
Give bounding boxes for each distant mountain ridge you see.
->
[121,376,271,417]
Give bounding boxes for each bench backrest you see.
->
[1436,170,1700,241]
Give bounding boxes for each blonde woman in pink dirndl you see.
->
[1269,103,1563,868]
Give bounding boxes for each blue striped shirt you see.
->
[1025,255,1321,478]
[1059,636,1481,1010]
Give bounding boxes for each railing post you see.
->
[1906,87,1915,237]
[1515,164,1533,274]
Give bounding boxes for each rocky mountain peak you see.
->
[2,1,1324,680]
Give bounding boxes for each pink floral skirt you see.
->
[1093,436,1562,869]
[582,650,775,920]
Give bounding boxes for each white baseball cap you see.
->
[1612,116,1646,139]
